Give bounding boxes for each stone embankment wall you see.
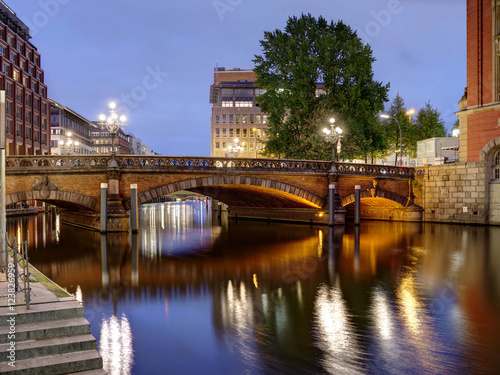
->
[415,162,489,225]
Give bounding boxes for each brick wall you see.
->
[415,162,489,224]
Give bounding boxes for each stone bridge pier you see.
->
[4,155,422,232]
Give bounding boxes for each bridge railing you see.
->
[5,155,414,178]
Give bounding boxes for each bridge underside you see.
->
[188,185,322,209]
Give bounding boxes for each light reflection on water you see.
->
[8,202,500,375]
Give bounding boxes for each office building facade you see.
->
[0,1,50,155]
[49,98,95,155]
[209,67,268,158]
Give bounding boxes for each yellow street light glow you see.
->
[109,102,116,109]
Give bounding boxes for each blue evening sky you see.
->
[9,0,465,156]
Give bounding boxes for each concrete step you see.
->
[0,300,84,325]
[0,349,103,375]
[0,334,96,362]
[71,369,108,375]
[0,317,90,343]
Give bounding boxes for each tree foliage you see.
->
[253,14,389,161]
[381,95,447,160]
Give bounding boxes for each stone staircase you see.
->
[0,299,106,374]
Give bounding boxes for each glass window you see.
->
[13,69,20,82]
[229,128,234,137]
[215,115,220,124]
[229,114,234,123]
[222,114,227,124]
[243,129,247,137]
[236,129,241,137]
[222,101,233,107]
[215,128,220,137]
[222,128,227,137]
[236,115,240,124]
[256,129,261,138]
[250,115,254,124]
[263,115,268,124]
[215,142,220,150]
[249,128,255,137]
[242,115,247,124]
[243,142,248,151]
[249,142,254,151]
[256,115,261,124]
[222,142,227,149]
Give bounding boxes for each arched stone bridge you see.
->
[4,155,422,229]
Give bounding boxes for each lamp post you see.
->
[323,117,343,172]
[98,102,127,163]
[58,131,79,155]
[380,114,402,166]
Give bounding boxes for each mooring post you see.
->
[328,183,336,226]
[130,184,139,233]
[100,183,108,233]
[354,185,361,225]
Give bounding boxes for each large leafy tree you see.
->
[412,101,446,156]
[253,14,389,161]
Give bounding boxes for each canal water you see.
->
[7,202,500,375]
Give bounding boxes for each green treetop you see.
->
[253,14,389,161]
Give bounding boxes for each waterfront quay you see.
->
[0,250,105,374]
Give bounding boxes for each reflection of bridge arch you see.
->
[123,176,324,210]
[6,190,98,211]
[341,189,409,208]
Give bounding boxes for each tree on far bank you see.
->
[253,13,389,161]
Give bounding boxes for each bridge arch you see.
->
[340,189,409,208]
[123,176,325,210]
[6,190,99,212]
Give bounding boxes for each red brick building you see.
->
[0,2,50,155]
[458,0,500,165]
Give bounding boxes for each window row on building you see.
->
[214,127,265,138]
[214,113,268,125]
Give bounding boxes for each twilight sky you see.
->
[10,0,465,156]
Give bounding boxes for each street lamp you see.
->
[323,117,343,172]
[380,114,403,167]
[227,138,244,158]
[98,102,127,157]
[58,131,79,155]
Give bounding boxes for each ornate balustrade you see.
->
[4,155,414,179]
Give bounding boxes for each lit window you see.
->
[222,101,233,107]
[229,128,234,137]
[249,142,254,151]
[263,115,268,124]
[215,128,220,137]
[242,115,247,124]
[215,142,220,150]
[13,69,20,82]
[249,128,255,137]
[236,129,241,137]
[243,129,247,137]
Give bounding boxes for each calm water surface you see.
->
[7,202,500,375]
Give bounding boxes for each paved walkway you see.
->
[0,253,75,310]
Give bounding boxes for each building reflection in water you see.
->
[8,205,500,375]
[314,283,364,375]
[100,313,134,375]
